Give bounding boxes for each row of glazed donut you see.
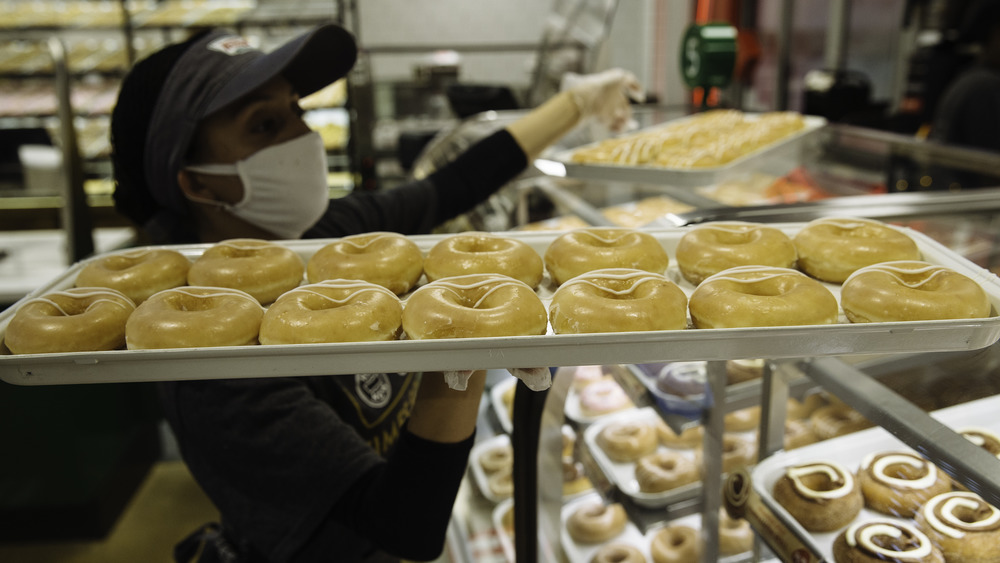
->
[565,501,754,562]
[64,216,937,304]
[774,428,1000,562]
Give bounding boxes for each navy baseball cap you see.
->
[143,23,357,218]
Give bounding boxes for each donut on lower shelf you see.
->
[597,419,658,463]
[726,359,765,384]
[591,543,646,563]
[578,376,633,418]
[810,403,873,440]
[634,450,699,493]
[478,442,513,474]
[832,520,944,563]
[650,524,700,563]
[772,460,863,532]
[857,451,952,518]
[915,491,1000,562]
[960,426,1000,459]
[565,501,628,544]
[719,509,754,556]
[694,433,756,474]
[5,287,136,354]
[654,419,703,449]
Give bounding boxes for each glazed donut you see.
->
[915,491,1000,562]
[591,543,646,563]
[306,232,423,295]
[858,451,953,518]
[565,501,628,544]
[650,525,700,563]
[259,280,401,345]
[423,232,544,288]
[688,266,839,329]
[571,365,606,392]
[75,248,190,304]
[401,273,547,340]
[724,406,760,432]
[719,509,754,555]
[654,419,703,449]
[479,442,513,474]
[674,222,797,285]
[597,419,658,462]
[787,394,826,420]
[188,238,304,304]
[544,228,669,286]
[841,261,992,323]
[563,457,592,496]
[634,450,699,493]
[810,404,873,440]
[5,287,135,354]
[959,426,1000,458]
[125,286,263,349]
[784,419,819,450]
[549,268,688,334]
[772,460,863,532]
[833,520,944,563]
[578,377,633,417]
[695,433,756,474]
[725,359,765,384]
[487,468,514,499]
[793,217,921,283]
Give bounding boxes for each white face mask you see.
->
[184,131,330,240]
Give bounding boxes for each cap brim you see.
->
[205,23,357,117]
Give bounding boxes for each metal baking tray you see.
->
[751,395,1000,561]
[541,115,827,187]
[3,224,1000,386]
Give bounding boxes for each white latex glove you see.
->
[444,370,476,391]
[508,367,553,391]
[561,68,645,133]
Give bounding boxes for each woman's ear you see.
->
[177,169,218,203]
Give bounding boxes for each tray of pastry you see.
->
[560,492,755,562]
[542,111,827,187]
[4,221,1000,386]
[750,395,1000,561]
[582,406,757,508]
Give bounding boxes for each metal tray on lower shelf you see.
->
[750,395,1000,561]
[3,225,1000,386]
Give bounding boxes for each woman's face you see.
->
[183,75,311,204]
[191,75,310,164]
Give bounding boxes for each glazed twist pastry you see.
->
[857,451,952,518]
[915,491,1000,562]
[832,520,944,563]
[772,461,863,532]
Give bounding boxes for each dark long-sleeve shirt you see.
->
[158,130,527,563]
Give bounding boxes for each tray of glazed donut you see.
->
[560,492,755,563]
[583,406,759,509]
[547,110,827,187]
[4,218,1000,386]
[750,395,1000,562]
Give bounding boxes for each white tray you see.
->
[583,406,755,508]
[751,395,1000,560]
[4,224,1000,386]
[544,114,827,188]
[489,375,517,434]
[470,434,513,504]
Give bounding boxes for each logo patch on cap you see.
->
[207,36,255,56]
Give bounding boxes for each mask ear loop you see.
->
[182,162,250,210]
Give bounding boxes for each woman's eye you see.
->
[250,116,279,135]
